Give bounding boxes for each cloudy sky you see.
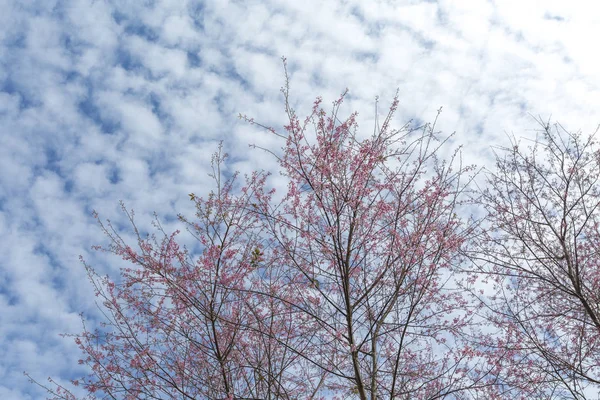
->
[2,0,600,398]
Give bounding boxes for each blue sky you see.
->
[1,0,600,398]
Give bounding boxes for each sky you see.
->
[1,0,600,398]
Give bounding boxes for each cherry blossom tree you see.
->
[32,143,316,400]
[33,61,508,399]
[473,119,600,399]
[234,63,501,399]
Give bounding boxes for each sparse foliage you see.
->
[30,64,600,400]
[473,119,600,399]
